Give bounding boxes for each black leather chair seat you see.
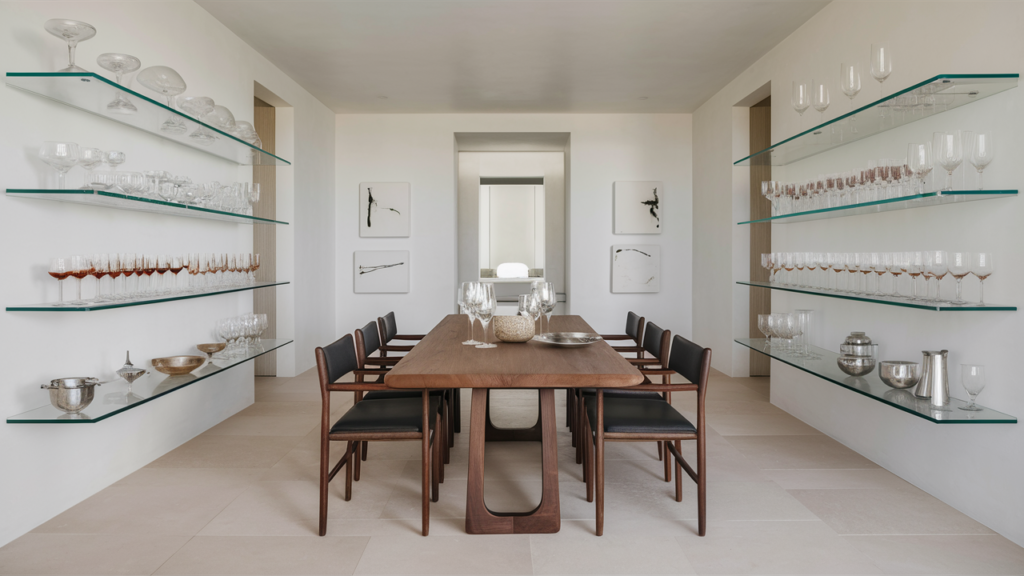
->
[330,397,439,434]
[579,388,664,400]
[363,389,445,401]
[585,397,696,434]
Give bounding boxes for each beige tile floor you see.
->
[3,368,1024,575]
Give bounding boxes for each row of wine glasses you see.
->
[48,253,261,306]
[762,252,994,305]
[39,142,123,189]
[925,131,995,191]
[215,314,269,358]
[791,42,891,129]
[44,19,261,147]
[756,311,816,358]
[518,281,558,334]
[457,282,497,349]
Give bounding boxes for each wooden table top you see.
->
[383,315,644,389]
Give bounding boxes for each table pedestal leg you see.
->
[484,389,543,442]
[466,388,561,534]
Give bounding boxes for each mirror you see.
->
[479,182,544,279]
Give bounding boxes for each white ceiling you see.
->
[198,0,828,113]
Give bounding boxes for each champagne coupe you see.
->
[840,63,862,119]
[179,96,218,145]
[68,255,90,305]
[49,257,70,306]
[39,141,80,189]
[934,131,963,191]
[959,364,986,411]
[104,150,126,172]
[971,252,994,306]
[136,66,188,135]
[460,282,481,345]
[202,105,236,133]
[948,251,971,305]
[91,253,109,301]
[475,283,497,349]
[96,53,141,114]
[44,19,96,73]
[969,133,994,190]
[870,42,892,97]
[812,78,830,124]
[78,147,104,186]
[792,81,811,129]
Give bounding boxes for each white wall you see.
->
[336,115,692,342]
[693,0,1024,545]
[0,1,335,547]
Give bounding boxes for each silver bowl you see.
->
[879,361,922,389]
[839,344,877,357]
[41,377,102,414]
[837,355,876,376]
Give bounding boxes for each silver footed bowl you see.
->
[837,355,876,376]
[534,332,603,347]
[41,377,101,414]
[879,361,922,389]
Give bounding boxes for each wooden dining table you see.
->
[384,314,644,534]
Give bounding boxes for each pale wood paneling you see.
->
[253,97,277,376]
[749,97,771,376]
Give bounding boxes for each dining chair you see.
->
[355,322,451,474]
[315,334,442,536]
[583,334,712,536]
[378,311,461,435]
[599,311,646,357]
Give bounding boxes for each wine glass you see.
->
[107,254,122,301]
[926,250,949,303]
[934,131,963,191]
[39,142,80,189]
[971,253,994,306]
[459,282,481,345]
[136,66,188,135]
[811,78,830,124]
[959,365,986,411]
[906,251,924,300]
[96,53,141,114]
[68,255,90,305]
[908,143,932,195]
[44,19,96,73]
[870,42,892,97]
[792,81,811,129]
[757,314,772,348]
[49,257,70,306]
[534,281,557,334]
[91,253,109,301]
[178,96,218,145]
[475,283,497,349]
[518,293,541,335]
[77,147,104,186]
[840,62,862,116]
[948,251,971,305]
[969,133,994,190]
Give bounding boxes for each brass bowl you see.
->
[151,355,205,375]
[196,343,226,357]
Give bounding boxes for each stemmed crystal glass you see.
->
[971,252,994,306]
[959,365,985,411]
[518,293,542,335]
[459,282,481,345]
[934,131,963,192]
[792,81,810,129]
[39,142,80,189]
[108,254,122,300]
[202,105,236,133]
[812,79,830,125]
[906,252,924,300]
[840,63,862,132]
[533,281,557,334]
[870,42,892,98]
[48,257,70,306]
[44,19,96,73]
[475,283,497,349]
[179,96,218,145]
[948,251,971,305]
[136,66,188,135]
[926,251,949,303]
[96,53,141,114]
[969,133,994,190]
[908,143,932,195]
[68,255,90,305]
[78,147,104,186]
[91,253,109,301]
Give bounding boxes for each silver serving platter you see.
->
[534,332,603,347]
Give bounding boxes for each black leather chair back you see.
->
[315,334,357,391]
[355,321,382,367]
[625,312,645,344]
[381,311,398,343]
[667,335,712,393]
[642,322,667,360]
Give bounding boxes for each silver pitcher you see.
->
[914,350,949,407]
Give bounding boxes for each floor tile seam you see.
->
[147,534,196,576]
[839,532,1007,537]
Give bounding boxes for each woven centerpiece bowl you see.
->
[492,315,534,343]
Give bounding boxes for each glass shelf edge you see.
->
[737,191,1017,225]
[735,338,1016,424]
[7,281,289,312]
[5,72,291,166]
[734,73,1019,167]
[6,340,294,424]
[737,281,1016,311]
[7,189,289,225]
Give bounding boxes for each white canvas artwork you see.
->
[613,181,662,234]
[611,245,660,293]
[359,182,410,237]
[354,251,410,293]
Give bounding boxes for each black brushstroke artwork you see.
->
[614,248,652,259]
[365,186,402,228]
[359,261,405,275]
[640,187,660,228]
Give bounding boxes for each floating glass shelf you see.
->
[734,74,1019,167]
[738,190,1016,225]
[5,73,290,166]
[735,338,1015,424]
[7,281,288,312]
[7,189,288,225]
[738,281,1015,312]
[7,339,292,424]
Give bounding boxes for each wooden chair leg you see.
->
[422,393,430,537]
[576,393,586,466]
[361,442,369,461]
[663,442,672,482]
[319,435,329,536]
[353,441,362,481]
[439,407,447,483]
[447,391,455,448]
[344,441,353,501]
[658,441,663,461]
[595,392,605,536]
[698,434,706,537]
[432,416,440,503]
[453,388,461,434]
[674,440,683,502]
[585,417,594,503]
